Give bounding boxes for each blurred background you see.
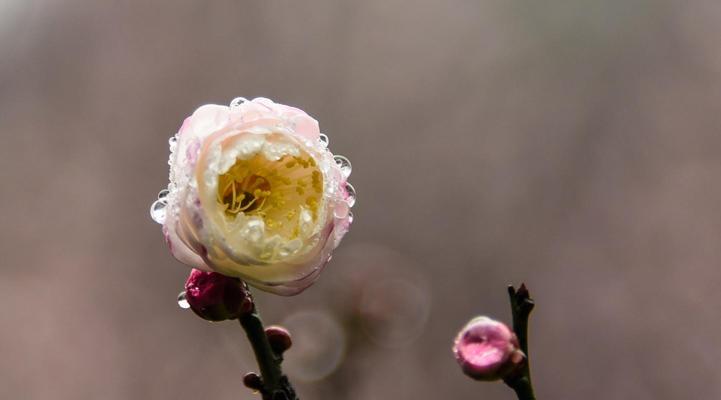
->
[2,1,721,399]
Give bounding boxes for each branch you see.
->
[503,284,537,400]
[239,301,297,400]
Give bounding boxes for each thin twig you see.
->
[239,300,298,400]
[503,284,537,400]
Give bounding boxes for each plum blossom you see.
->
[152,98,355,295]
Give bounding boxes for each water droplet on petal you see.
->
[177,291,190,309]
[333,202,349,219]
[168,136,178,154]
[318,134,329,148]
[334,155,352,178]
[348,211,354,224]
[150,199,167,224]
[230,97,248,108]
[344,182,356,207]
[157,189,170,201]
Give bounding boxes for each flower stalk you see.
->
[239,297,297,400]
[503,284,537,400]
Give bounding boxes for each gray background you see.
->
[2,1,720,399]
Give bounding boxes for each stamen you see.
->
[231,179,237,208]
[215,150,324,240]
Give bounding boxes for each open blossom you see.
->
[453,316,525,381]
[151,97,355,295]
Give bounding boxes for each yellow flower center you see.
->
[216,152,323,239]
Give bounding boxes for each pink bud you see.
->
[453,316,526,381]
[184,269,253,321]
[265,325,293,354]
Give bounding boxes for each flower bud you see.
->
[243,372,263,392]
[184,269,253,321]
[453,316,526,381]
[265,325,293,354]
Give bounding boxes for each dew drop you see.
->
[333,202,349,219]
[150,199,167,224]
[177,291,190,309]
[157,189,170,201]
[348,211,354,224]
[318,134,329,148]
[168,136,178,154]
[344,182,356,207]
[230,97,248,108]
[334,155,352,178]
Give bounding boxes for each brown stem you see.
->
[239,299,297,400]
[503,284,537,400]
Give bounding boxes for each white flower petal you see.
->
[156,98,353,295]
